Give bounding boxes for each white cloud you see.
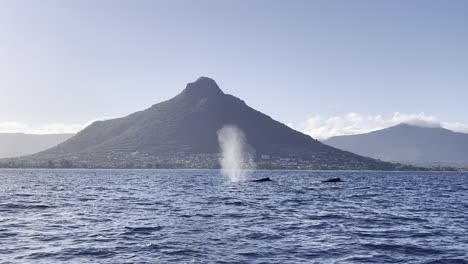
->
[3,113,468,140]
[0,117,111,134]
[294,112,468,140]
[441,122,468,134]
[0,122,29,133]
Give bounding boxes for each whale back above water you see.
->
[322,177,343,183]
[252,177,272,182]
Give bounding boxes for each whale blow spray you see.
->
[217,125,255,183]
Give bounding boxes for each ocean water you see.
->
[0,169,467,264]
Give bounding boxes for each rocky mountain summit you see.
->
[2,77,415,170]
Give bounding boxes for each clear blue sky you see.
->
[1,0,467,133]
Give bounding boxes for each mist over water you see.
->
[217,125,255,183]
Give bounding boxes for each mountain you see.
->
[0,133,74,159]
[324,123,468,167]
[2,77,414,170]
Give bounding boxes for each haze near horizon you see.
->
[1,0,467,139]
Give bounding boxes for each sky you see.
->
[1,0,467,139]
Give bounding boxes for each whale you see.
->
[252,177,272,182]
[322,177,343,183]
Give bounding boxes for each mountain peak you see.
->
[325,121,468,166]
[9,77,405,170]
[395,122,442,130]
[181,77,224,99]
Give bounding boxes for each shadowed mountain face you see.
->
[4,77,408,169]
[0,133,73,159]
[43,77,326,156]
[324,124,468,167]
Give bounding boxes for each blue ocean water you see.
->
[0,169,467,264]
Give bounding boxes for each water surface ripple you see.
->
[0,169,467,263]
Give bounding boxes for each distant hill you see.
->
[324,123,468,167]
[2,77,414,170]
[0,133,74,159]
